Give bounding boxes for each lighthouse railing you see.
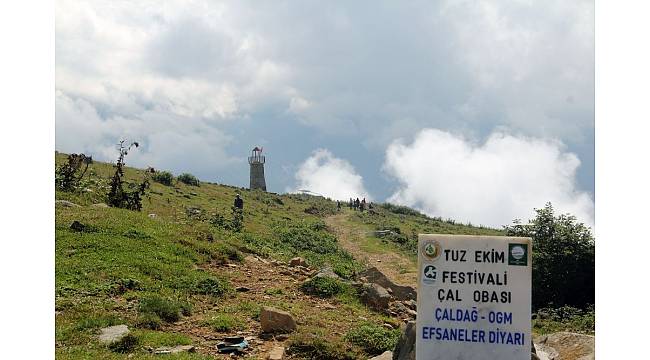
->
[248,155,265,164]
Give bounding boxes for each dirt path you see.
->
[325,213,417,288]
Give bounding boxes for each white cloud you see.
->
[383,129,594,228]
[290,149,371,201]
[55,91,236,180]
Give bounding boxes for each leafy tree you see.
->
[504,202,594,310]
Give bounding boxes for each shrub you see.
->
[194,277,229,297]
[138,295,181,323]
[532,305,595,335]
[274,222,338,255]
[152,171,174,186]
[301,276,347,298]
[55,153,93,191]
[179,301,193,316]
[109,333,139,353]
[345,323,401,356]
[288,334,357,360]
[379,203,423,217]
[135,313,162,330]
[178,173,200,186]
[204,314,245,332]
[230,207,244,233]
[107,140,150,211]
[504,202,594,310]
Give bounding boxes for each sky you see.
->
[55,0,594,228]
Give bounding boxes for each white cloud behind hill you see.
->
[383,129,594,228]
[290,149,371,201]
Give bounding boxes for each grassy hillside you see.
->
[54,152,504,359]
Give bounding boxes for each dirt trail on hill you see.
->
[325,213,417,288]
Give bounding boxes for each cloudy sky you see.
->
[56,0,594,228]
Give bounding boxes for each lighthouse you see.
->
[248,146,267,191]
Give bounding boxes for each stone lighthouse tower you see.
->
[248,146,267,191]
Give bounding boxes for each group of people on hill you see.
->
[337,197,372,212]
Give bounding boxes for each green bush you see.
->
[274,222,338,255]
[138,295,181,323]
[135,313,162,330]
[345,323,401,356]
[178,173,200,186]
[301,276,347,298]
[108,333,139,353]
[504,202,594,310]
[194,277,229,297]
[152,171,174,186]
[379,203,423,217]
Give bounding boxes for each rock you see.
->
[393,321,416,360]
[360,283,391,311]
[369,351,393,360]
[91,203,109,208]
[275,334,289,341]
[260,333,274,340]
[56,200,80,207]
[260,307,297,333]
[534,332,594,360]
[383,323,395,330]
[154,345,195,354]
[359,267,416,301]
[148,213,157,218]
[392,301,409,314]
[406,309,417,318]
[531,353,541,360]
[98,325,129,344]
[236,286,251,292]
[289,257,308,267]
[267,346,285,360]
[404,300,417,311]
[313,266,339,280]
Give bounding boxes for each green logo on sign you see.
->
[508,243,528,266]
[425,243,437,257]
[422,240,441,260]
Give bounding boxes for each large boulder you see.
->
[392,321,415,360]
[98,325,129,345]
[359,267,416,301]
[360,283,392,311]
[260,307,297,333]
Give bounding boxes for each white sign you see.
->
[416,234,532,360]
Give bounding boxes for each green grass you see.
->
[203,313,246,332]
[344,322,401,356]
